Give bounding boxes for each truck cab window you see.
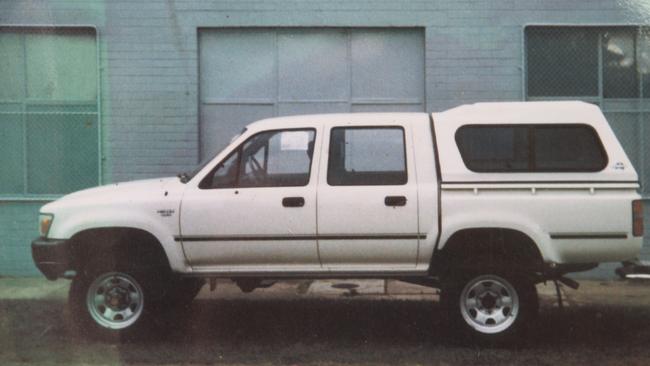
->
[327,127,407,185]
[200,129,316,189]
[208,150,240,188]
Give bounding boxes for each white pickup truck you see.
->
[32,101,644,342]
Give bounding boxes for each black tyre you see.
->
[165,277,205,309]
[69,264,168,341]
[440,272,538,345]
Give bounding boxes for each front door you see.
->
[179,128,320,272]
[317,124,420,271]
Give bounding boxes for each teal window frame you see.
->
[0,25,101,200]
[523,25,650,197]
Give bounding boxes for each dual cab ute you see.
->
[32,101,644,342]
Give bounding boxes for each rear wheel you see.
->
[441,272,538,344]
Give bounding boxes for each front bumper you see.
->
[31,237,71,280]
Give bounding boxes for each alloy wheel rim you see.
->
[459,275,520,334]
[85,272,144,330]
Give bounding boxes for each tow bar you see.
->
[552,276,580,309]
[616,260,650,280]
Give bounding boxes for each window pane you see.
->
[238,129,315,187]
[267,131,314,175]
[0,28,99,195]
[456,125,607,173]
[0,114,25,193]
[604,112,639,170]
[203,150,240,189]
[0,33,25,101]
[26,113,98,194]
[526,27,599,97]
[603,29,639,98]
[25,32,97,101]
[638,28,650,98]
[642,114,650,195]
[534,125,607,171]
[328,127,407,186]
[455,126,529,172]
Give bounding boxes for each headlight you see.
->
[39,214,54,237]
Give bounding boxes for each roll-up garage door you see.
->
[198,28,424,158]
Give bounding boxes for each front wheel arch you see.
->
[68,227,171,275]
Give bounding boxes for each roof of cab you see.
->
[245,112,428,130]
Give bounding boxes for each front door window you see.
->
[201,129,316,189]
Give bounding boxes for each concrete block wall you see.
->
[0,202,43,276]
[0,0,648,277]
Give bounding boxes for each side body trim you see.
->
[442,180,639,185]
[182,269,432,279]
[176,234,427,242]
[550,233,628,240]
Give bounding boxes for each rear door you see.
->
[316,122,420,271]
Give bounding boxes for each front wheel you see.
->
[69,268,166,340]
[441,272,538,344]
[166,277,205,309]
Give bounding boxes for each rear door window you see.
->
[327,127,407,185]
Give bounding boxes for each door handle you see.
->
[282,197,305,207]
[385,195,407,207]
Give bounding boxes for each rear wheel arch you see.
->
[431,227,545,277]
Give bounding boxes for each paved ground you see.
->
[2,277,650,365]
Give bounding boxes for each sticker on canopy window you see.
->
[280,131,310,151]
